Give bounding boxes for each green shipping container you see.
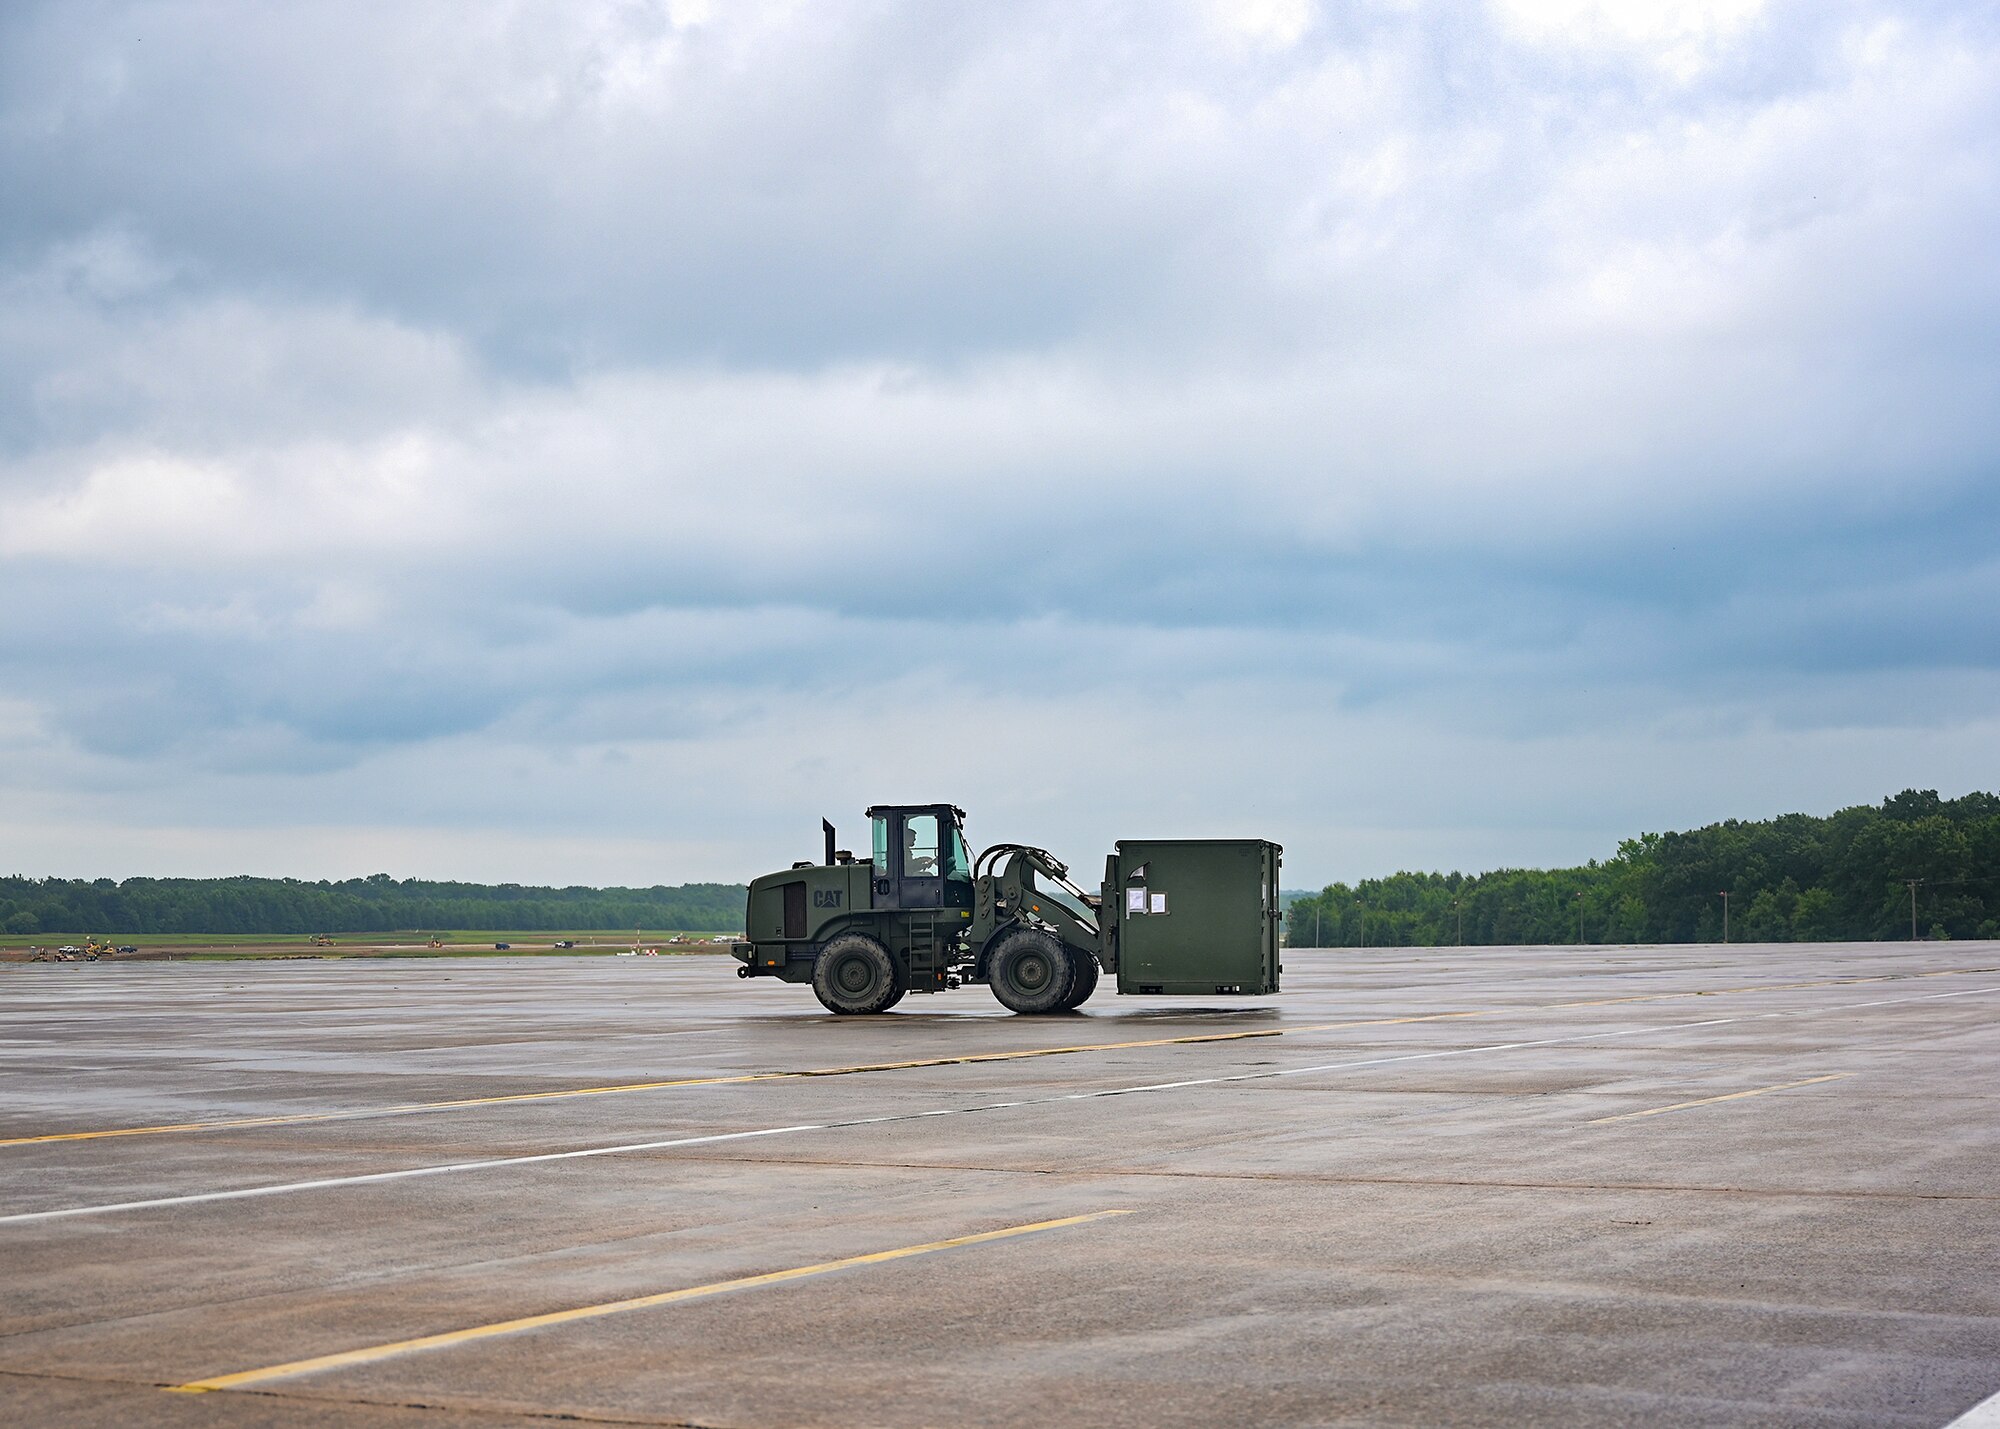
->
[1108,839,1282,996]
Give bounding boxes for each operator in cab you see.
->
[904,820,938,875]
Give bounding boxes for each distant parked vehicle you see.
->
[552,940,576,949]
[494,942,511,950]
[115,945,138,954]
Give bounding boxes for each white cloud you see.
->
[1198,0,1315,50]
[1491,0,1771,78]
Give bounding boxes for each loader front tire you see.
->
[988,927,1074,1014]
[1058,948,1099,1010]
[813,934,900,1015]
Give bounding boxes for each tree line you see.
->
[1286,790,2000,947]
[0,873,744,936]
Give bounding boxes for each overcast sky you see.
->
[2,0,1996,887]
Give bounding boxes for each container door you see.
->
[1263,842,1283,991]
[1114,840,1277,996]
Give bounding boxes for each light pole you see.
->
[1315,902,1322,949]
[1356,899,1366,950]
[1575,891,1585,945]
[1906,879,1921,940]
[1719,891,1730,944]
[1452,898,1462,947]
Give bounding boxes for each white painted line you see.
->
[1943,1388,2000,1427]
[3,983,1994,1228]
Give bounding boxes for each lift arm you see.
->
[973,845,1102,966]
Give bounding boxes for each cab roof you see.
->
[864,804,967,822]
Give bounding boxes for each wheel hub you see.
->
[835,957,873,993]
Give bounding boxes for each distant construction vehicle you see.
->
[733,804,1281,1014]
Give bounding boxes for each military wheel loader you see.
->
[732,804,1282,1014]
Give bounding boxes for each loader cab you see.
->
[867,803,973,912]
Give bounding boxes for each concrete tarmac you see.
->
[2,943,1999,1427]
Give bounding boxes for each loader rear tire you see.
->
[813,934,900,1015]
[988,927,1074,1014]
[1058,948,1099,1010]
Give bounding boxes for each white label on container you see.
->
[1149,891,1168,914]
[1126,888,1147,914]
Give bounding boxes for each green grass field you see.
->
[0,930,741,960]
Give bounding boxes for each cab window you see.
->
[904,813,940,876]
[945,826,971,882]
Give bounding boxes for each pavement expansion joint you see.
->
[0,1217,746,1347]
[0,1362,737,1427]
[665,1154,2000,1201]
[190,1384,743,1427]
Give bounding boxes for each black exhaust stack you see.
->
[823,819,837,866]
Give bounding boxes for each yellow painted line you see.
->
[168,1208,1130,1394]
[11,965,1990,1149]
[1588,1072,1852,1124]
[0,1073,794,1147]
[0,1015,1487,1148]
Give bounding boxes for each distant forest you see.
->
[1287,790,2000,947]
[0,874,744,936]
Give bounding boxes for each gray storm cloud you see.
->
[0,0,1996,883]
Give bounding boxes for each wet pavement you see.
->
[3,942,1998,1426]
